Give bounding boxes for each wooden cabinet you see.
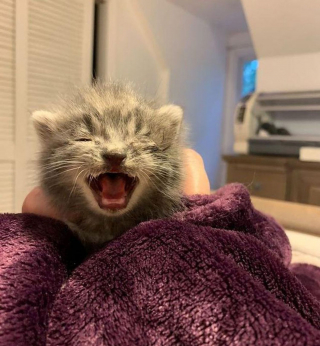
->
[290,169,320,205]
[223,155,320,206]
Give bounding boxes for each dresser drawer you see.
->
[226,164,287,200]
[290,169,320,206]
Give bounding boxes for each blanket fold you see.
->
[0,214,85,346]
[1,183,320,345]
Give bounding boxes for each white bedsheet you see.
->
[285,230,320,267]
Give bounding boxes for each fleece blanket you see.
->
[1,183,320,346]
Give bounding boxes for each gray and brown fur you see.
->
[32,82,185,248]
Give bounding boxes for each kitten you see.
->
[32,82,185,248]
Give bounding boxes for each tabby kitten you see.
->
[32,82,184,247]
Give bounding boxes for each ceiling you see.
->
[242,0,320,58]
[168,0,248,34]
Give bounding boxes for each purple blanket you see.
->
[1,183,320,345]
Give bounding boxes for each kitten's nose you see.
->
[102,153,126,167]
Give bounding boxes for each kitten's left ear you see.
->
[32,110,59,144]
[156,105,183,146]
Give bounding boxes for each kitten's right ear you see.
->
[32,110,59,143]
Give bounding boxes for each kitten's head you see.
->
[32,83,184,217]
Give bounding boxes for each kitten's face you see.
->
[32,87,183,217]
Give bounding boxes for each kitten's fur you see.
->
[32,82,184,248]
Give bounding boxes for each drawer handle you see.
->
[252,182,262,191]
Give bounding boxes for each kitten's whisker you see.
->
[42,158,85,167]
[42,167,82,180]
[43,160,85,166]
[140,167,170,179]
[43,165,82,173]
[68,167,86,202]
[139,170,174,200]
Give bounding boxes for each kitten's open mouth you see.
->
[87,173,138,211]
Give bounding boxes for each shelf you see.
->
[261,105,320,112]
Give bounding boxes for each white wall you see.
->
[97,0,227,188]
[242,0,320,92]
[241,0,320,59]
[257,53,320,93]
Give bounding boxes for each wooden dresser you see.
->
[223,155,320,206]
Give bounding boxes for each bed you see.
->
[251,195,320,266]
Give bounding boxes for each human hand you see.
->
[183,148,210,195]
[22,148,210,219]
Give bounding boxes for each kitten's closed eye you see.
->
[75,138,92,142]
[148,145,159,153]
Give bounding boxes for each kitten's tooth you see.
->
[100,196,127,209]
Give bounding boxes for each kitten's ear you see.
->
[155,105,183,148]
[32,110,59,143]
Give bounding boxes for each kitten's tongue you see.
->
[98,174,127,209]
